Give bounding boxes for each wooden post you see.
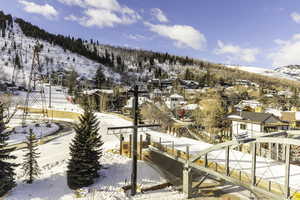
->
[120,134,124,155]
[172,141,175,155]
[183,165,192,198]
[276,143,279,161]
[146,133,151,146]
[129,134,132,158]
[139,134,143,160]
[284,144,291,199]
[282,144,286,161]
[251,143,257,186]
[186,146,190,161]
[268,181,271,192]
[225,146,230,176]
[204,154,208,168]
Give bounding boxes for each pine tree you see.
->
[94,67,105,89]
[67,105,103,189]
[0,104,17,197]
[22,129,40,184]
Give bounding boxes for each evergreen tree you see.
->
[67,105,103,189]
[94,67,105,89]
[22,129,40,184]
[0,104,17,197]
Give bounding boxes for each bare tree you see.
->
[0,94,22,123]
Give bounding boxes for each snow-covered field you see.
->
[7,122,60,145]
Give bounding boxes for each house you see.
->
[281,111,300,129]
[150,88,162,99]
[165,94,185,110]
[235,100,262,112]
[227,111,288,139]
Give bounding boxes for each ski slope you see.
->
[0,21,121,85]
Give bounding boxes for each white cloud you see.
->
[81,9,122,27]
[215,40,260,63]
[145,22,206,50]
[291,12,300,24]
[59,0,141,28]
[269,34,300,66]
[19,0,58,19]
[128,34,146,41]
[64,14,80,21]
[84,0,120,11]
[151,8,168,23]
[57,0,83,7]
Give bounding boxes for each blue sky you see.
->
[2,0,300,68]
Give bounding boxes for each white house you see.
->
[165,94,185,110]
[227,111,288,139]
[124,96,149,109]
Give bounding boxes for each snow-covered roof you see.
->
[182,104,198,110]
[265,108,282,117]
[83,89,114,95]
[170,93,184,99]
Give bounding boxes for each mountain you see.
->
[0,10,300,91]
[227,64,300,82]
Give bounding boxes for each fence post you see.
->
[251,143,257,186]
[225,146,230,176]
[120,134,124,155]
[186,146,190,161]
[284,144,291,199]
[183,164,192,199]
[172,141,175,155]
[204,154,208,168]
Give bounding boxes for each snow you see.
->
[0,22,121,86]
[226,64,300,81]
[97,113,300,194]
[8,122,60,145]
[7,112,185,200]
[182,104,198,111]
[265,108,282,117]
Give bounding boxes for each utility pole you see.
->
[49,75,52,108]
[131,85,138,195]
[106,84,160,196]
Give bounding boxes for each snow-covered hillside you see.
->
[0,21,121,85]
[227,64,300,81]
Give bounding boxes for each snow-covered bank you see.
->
[7,123,60,145]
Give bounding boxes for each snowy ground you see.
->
[7,122,60,145]
[98,113,300,195]
[7,112,185,200]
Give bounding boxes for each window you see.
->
[240,124,246,130]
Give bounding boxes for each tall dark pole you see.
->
[131,85,138,196]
